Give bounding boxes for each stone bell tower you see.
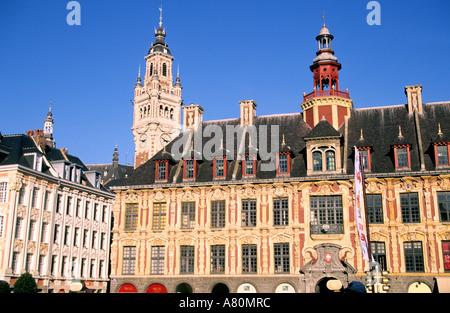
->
[132,7,182,168]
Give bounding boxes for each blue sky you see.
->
[1,0,449,166]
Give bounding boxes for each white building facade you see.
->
[0,126,114,292]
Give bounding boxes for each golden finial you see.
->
[398,125,403,138]
[438,123,443,136]
[360,129,364,140]
[282,134,286,146]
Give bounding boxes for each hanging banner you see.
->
[354,148,370,261]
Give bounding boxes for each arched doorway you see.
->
[176,283,193,293]
[146,283,168,293]
[211,283,229,293]
[118,283,138,293]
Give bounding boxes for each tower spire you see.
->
[323,10,326,27]
[159,5,163,28]
[43,98,55,147]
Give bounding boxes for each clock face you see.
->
[160,133,171,146]
[139,134,147,148]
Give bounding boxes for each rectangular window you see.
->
[56,194,62,213]
[93,203,98,221]
[310,196,343,234]
[124,203,138,230]
[64,226,70,245]
[442,241,450,273]
[152,202,167,230]
[181,202,195,229]
[15,218,23,239]
[404,241,424,273]
[180,245,195,274]
[211,245,225,274]
[241,199,257,227]
[277,154,289,174]
[156,161,168,181]
[28,220,36,241]
[371,242,387,270]
[66,196,72,215]
[214,157,226,177]
[274,243,290,273]
[211,200,225,228]
[25,253,33,273]
[38,255,45,276]
[31,187,39,208]
[400,193,420,223]
[0,215,4,238]
[41,222,48,243]
[396,147,409,168]
[43,191,50,211]
[273,197,289,226]
[0,182,7,203]
[243,156,255,176]
[151,246,165,275]
[438,191,450,222]
[18,186,26,205]
[12,252,19,274]
[360,149,370,170]
[184,159,195,179]
[122,246,136,275]
[85,201,90,219]
[436,145,449,166]
[73,227,79,247]
[242,244,257,274]
[367,194,383,224]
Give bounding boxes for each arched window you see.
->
[313,151,322,172]
[170,108,174,119]
[326,150,336,171]
[162,63,167,76]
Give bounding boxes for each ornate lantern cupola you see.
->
[301,17,353,130]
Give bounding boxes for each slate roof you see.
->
[117,102,450,189]
[0,133,112,193]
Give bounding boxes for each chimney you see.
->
[405,85,423,113]
[28,129,46,151]
[240,100,257,126]
[183,104,204,132]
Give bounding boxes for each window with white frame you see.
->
[0,182,7,203]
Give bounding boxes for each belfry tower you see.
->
[301,20,353,130]
[43,99,55,148]
[132,8,182,168]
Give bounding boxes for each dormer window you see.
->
[24,153,43,172]
[213,156,226,178]
[356,147,372,171]
[277,153,290,175]
[434,143,450,167]
[242,154,256,177]
[155,160,168,181]
[393,145,411,169]
[311,147,336,172]
[304,119,342,175]
[183,159,196,180]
